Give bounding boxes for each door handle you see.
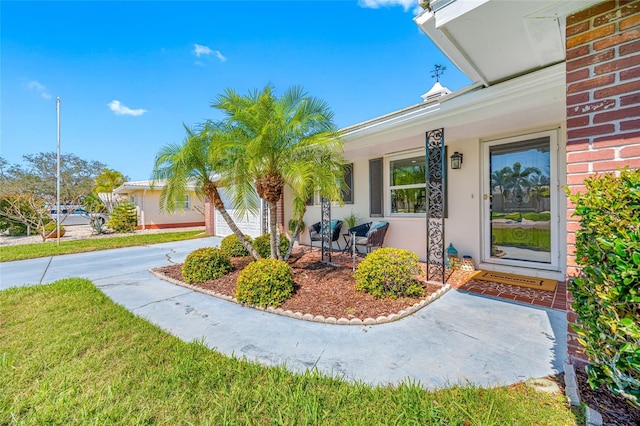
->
[483,194,493,200]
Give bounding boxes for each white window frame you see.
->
[386,150,427,217]
[177,194,191,210]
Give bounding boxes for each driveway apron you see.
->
[0,238,566,389]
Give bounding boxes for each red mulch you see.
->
[153,249,442,320]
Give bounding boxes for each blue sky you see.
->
[2,1,471,181]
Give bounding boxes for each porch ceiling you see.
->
[415,0,600,86]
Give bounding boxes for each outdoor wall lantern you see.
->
[450,151,463,169]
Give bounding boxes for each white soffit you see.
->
[416,0,601,85]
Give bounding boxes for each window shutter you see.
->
[369,158,383,217]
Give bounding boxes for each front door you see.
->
[483,130,558,270]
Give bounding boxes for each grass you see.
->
[0,230,204,262]
[492,228,551,251]
[491,212,552,221]
[0,278,580,425]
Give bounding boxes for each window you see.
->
[129,195,138,206]
[389,155,426,214]
[369,158,383,216]
[176,194,191,210]
[342,163,353,204]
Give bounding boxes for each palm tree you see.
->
[528,171,550,213]
[503,162,541,221]
[94,168,126,213]
[152,122,261,259]
[212,85,345,260]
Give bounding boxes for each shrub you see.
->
[235,258,294,307]
[354,248,424,299]
[108,202,137,233]
[182,247,232,284]
[253,233,290,259]
[568,167,639,406]
[219,233,252,257]
[42,221,65,237]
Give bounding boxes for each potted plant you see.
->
[344,212,358,230]
[43,221,65,239]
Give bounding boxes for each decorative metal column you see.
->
[320,197,332,262]
[425,128,446,284]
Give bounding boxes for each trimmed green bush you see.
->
[235,258,294,307]
[108,202,138,233]
[568,167,639,406]
[354,248,424,299]
[253,233,290,259]
[182,247,232,284]
[219,233,252,257]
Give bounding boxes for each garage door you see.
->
[214,193,264,238]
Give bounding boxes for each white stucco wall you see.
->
[128,190,205,228]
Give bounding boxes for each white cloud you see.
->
[358,0,421,13]
[26,80,52,100]
[192,43,226,62]
[108,100,147,117]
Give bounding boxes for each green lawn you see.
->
[0,278,580,425]
[0,230,205,262]
[492,228,551,251]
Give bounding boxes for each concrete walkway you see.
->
[0,237,566,389]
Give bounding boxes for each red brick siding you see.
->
[565,0,640,366]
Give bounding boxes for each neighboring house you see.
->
[113,180,205,230]
[287,0,639,367]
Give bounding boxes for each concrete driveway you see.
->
[0,237,566,389]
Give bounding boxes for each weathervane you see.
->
[430,64,446,82]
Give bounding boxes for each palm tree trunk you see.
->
[268,201,281,260]
[283,210,305,261]
[204,183,261,260]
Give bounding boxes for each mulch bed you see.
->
[153,249,443,320]
[575,368,640,426]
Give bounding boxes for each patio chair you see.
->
[342,222,371,253]
[354,221,389,254]
[309,220,343,250]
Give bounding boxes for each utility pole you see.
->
[56,97,61,246]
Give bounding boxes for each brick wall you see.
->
[565,0,640,366]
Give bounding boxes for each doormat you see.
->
[471,270,557,292]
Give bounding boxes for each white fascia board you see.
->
[432,0,490,28]
[343,63,565,147]
[414,10,486,86]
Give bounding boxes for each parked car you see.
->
[50,208,108,226]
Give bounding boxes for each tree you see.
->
[152,122,261,259]
[94,168,127,213]
[212,85,345,260]
[0,194,56,241]
[501,162,541,221]
[6,152,106,203]
[0,153,107,238]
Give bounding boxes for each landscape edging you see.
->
[563,363,603,426]
[149,268,451,325]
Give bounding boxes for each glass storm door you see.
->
[484,131,558,269]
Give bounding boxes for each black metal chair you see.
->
[309,220,343,249]
[354,221,389,254]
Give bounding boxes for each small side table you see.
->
[342,233,354,253]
